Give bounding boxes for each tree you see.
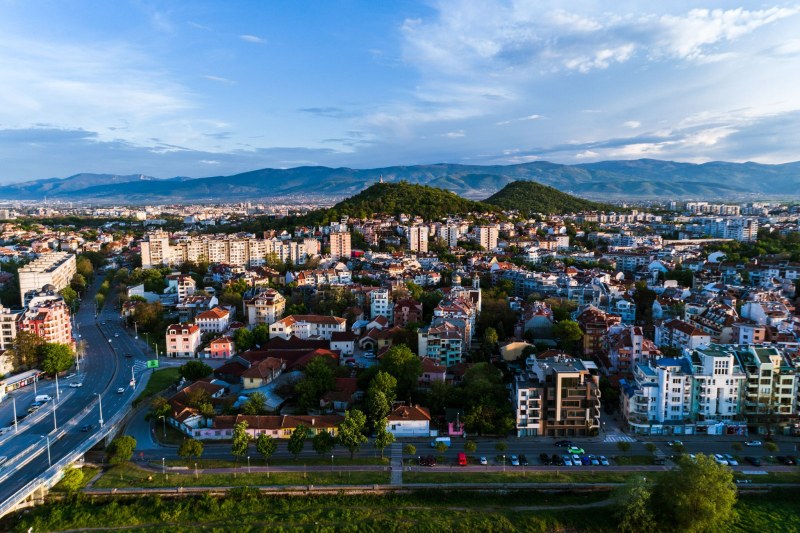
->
[231,421,250,459]
[59,286,79,309]
[106,435,137,466]
[645,443,657,454]
[434,441,448,454]
[403,444,416,459]
[147,396,171,421]
[10,330,44,369]
[94,293,105,310]
[39,343,75,375]
[617,441,631,453]
[295,356,335,411]
[616,477,657,533]
[179,360,212,382]
[464,440,477,453]
[374,418,395,459]
[651,454,737,533]
[59,467,84,492]
[256,433,277,464]
[337,409,368,458]
[242,392,267,415]
[178,439,204,463]
[233,328,254,352]
[379,344,422,400]
[312,430,336,455]
[495,441,508,453]
[482,327,498,351]
[552,320,583,354]
[288,424,308,459]
[366,371,398,426]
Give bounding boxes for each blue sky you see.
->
[1,1,800,183]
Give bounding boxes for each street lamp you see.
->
[502,454,506,472]
[12,397,18,433]
[247,456,251,474]
[52,400,58,431]
[95,393,104,427]
[195,462,198,479]
[42,435,51,467]
[158,415,167,438]
[162,457,166,476]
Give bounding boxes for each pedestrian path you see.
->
[390,442,403,485]
[603,433,636,443]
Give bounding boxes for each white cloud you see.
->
[624,121,641,129]
[442,130,465,138]
[203,75,235,85]
[496,113,543,125]
[575,150,599,159]
[240,34,265,44]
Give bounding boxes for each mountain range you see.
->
[1,159,798,203]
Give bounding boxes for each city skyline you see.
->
[1,1,800,183]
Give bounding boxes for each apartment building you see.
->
[140,230,171,268]
[406,225,429,253]
[689,345,745,423]
[166,323,202,357]
[329,230,351,260]
[417,320,463,367]
[476,225,498,251]
[244,289,286,327]
[605,326,661,373]
[621,358,693,434]
[268,314,347,340]
[194,306,232,334]
[0,305,21,350]
[655,318,711,351]
[369,288,393,321]
[18,252,76,303]
[512,355,601,437]
[19,296,74,348]
[734,345,797,428]
[575,305,621,357]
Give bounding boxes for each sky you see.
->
[1,1,800,184]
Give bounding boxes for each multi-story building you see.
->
[734,345,797,429]
[407,225,429,253]
[166,323,202,357]
[194,306,232,334]
[269,314,347,340]
[605,326,661,373]
[140,230,171,268]
[244,289,286,327]
[655,318,711,351]
[393,298,423,327]
[512,355,601,437]
[0,304,22,350]
[689,344,745,423]
[476,225,498,251]
[436,223,459,248]
[18,252,76,304]
[19,294,74,348]
[621,358,693,434]
[575,305,621,357]
[369,288,393,321]
[417,320,463,367]
[329,230,351,260]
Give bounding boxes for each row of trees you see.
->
[8,332,75,374]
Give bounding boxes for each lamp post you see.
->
[134,321,138,340]
[52,399,58,431]
[158,415,166,438]
[12,397,18,433]
[195,462,198,479]
[331,454,334,471]
[95,393,104,427]
[502,454,506,472]
[247,456,251,474]
[42,435,51,467]
[162,457,167,480]
[55,373,60,401]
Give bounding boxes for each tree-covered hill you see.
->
[483,180,611,214]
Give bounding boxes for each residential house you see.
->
[393,298,423,327]
[207,336,235,359]
[166,323,202,357]
[244,289,286,327]
[241,357,286,389]
[655,319,711,351]
[195,306,231,334]
[269,314,347,340]
[329,331,356,356]
[605,326,661,373]
[386,404,431,437]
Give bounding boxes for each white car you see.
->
[714,454,728,465]
[116,387,125,394]
[744,440,762,447]
[479,456,488,465]
[724,454,738,466]
[69,382,83,388]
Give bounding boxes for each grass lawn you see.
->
[51,466,101,492]
[612,455,656,466]
[91,462,389,488]
[404,469,639,484]
[163,456,389,468]
[153,422,188,446]
[132,367,180,406]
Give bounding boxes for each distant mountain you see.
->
[301,182,495,225]
[1,159,798,203]
[483,181,611,214]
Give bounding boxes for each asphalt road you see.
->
[0,278,151,504]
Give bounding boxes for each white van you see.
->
[430,436,451,448]
[35,395,52,403]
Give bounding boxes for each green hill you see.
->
[306,182,496,224]
[483,180,610,214]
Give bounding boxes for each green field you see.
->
[405,469,641,484]
[132,367,180,406]
[6,488,800,532]
[164,456,390,468]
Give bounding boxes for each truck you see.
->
[35,395,52,403]
[430,436,451,448]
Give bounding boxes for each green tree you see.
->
[288,424,308,459]
[295,356,335,411]
[617,441,631,453]
[256,433,277,465]
[178,439,204,463]
[59,467,85,492]
[482,327,498,350]
[374,418,395,459]
[146,396,171,421]
[435,441,448,454]
[70,273,87,293]
[106,435,137,466]
[76,256,95,279]
[337,409,368,458]
[552,320,583,353]
[39,343,75,375]
[11,330,44,368]
[403,443,416,459]
[94,293,105,310]
[312,430,336,455]
[233,328,254,352]
[59,286,79,309]
[231,421,250,459]
[179,360,212,382]
[242,392,267,415]
[616,477,657,533]
[379,344,422,400]
[464,440,477,453]
[652,454,737,533]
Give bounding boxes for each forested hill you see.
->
[483,180,611,214]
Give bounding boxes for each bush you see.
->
[617,441,631,453]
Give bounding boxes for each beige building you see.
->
[0,305,22,351]
[329,230,351,260]
[18,252,76,303]
[269,314,346,340]
[477,225,499,251]
[244,289,286,327]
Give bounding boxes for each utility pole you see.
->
[53,400,58,431]
[13,397,18,433]
[55,373,60,401]
[95,393,104,427]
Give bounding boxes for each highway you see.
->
[0,277,152,505]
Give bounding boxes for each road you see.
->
[0,277,152,505]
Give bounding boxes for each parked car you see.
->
[519,454,529,466]
[744,440,762,447]
[551,454,563,466]
[572,454,582,465]
[588,455,600,466]
[567,446,585,455]
[80,424,95,433]
[667,440,683,447]
[457,453,467,466]
[787,456,798,465]
[598,455,610,466]
[714,454,728,465]
[539,453,551,465]
[69,382,83,388]
[776,456,795,466]
[744,456,762,466]
[418,455,436,467]
[724,454,738,466]
[554,440,572,447]
[562,455,574,466]
[479,456,488,466]
[509,455,520,466]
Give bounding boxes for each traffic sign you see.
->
[146,359,159,368]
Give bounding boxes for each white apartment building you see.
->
[140,230,171,268]
[244,289,286,327]
[194,307,231,334]
[435,223,460,248]
[655,319,711,351]
[18,252,76,303]
[0,305,21,351]
[406,225,429,253]
[369,288,393,321]
[689,345,745,422]
[476,225,498,251]
[622,358,693,432]
[269,315,347,340]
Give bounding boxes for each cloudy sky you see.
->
[1,1,799,183]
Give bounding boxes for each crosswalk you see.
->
[603,433,636,443]
[132,360,149,373]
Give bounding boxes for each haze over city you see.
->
[2,1,800,183]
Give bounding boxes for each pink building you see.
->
[208,336,235,358]
[166,323,201,358]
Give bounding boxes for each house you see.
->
[393,298,423,327]
[166,323,202,357]
[202,414,344,440]
[241,357,286,389]
[358,326,404,353]
[244,289,286,327]
[177,294,218,322]
[320,377,359,411]
[329,331,356,356]
[269,314,347,340]
[419,357,446,387]
[386,404,431,437]
[605,326,662,373]
[195,306,231,334]
[655,319,711,351]
[207,336,235,358]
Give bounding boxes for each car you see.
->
[735,479,753,484]
[457,453,467,466]
[667,440,683,447]
[579,455,590,466]
[539,453,551,465]
[0,455,7,466]
[724,454,738,466]
[562,455,573,466]
[788,456,798,465]
[776,456,795,466]
[745,440,762,447]
[479,456,488,465]
[551,454,563,466]
[567,446,585,454]
[363,352,376,359]
[116,387,125,394]
[69,382,83,388]
[744,456,762,466]
[114,333,119,337]
[80,424,95,432]
[345,358,356,367]
[554,440,572,447]
[509,455,520,466]
[572,454,582,465]
[588,454,600,466]
[125,353,133,358]
[598,455,610,466]
[519,454,529,466]
[714,454,728,465]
